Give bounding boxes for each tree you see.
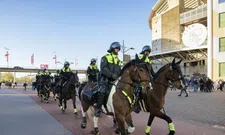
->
[16,76,35,84]
[2,73,14,82]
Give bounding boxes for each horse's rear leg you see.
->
[144,114,155,135]
[125,114,135,134]
[114,114,126,135]
[72,96,78,117]
[80,102,89,129]
[153,109,175,135]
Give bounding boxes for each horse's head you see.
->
[166,58,184,89]
[120,54,151,95]
[70,71,79,87]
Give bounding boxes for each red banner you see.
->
[40,64,48,69]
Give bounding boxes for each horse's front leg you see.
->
[64,98,67,111]
[144,114,155,135]
[72,96,78,117]
[114,114,126,135]
[152,109,175,135]
[92,116,100,135]
[125,114,135,134]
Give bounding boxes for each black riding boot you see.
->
[94,92,105,117]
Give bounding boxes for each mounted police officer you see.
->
[59,61,73,97]
[87,58,99,83]
[40,68,49,89]
[94,42,122,117]
[36,70,42,95]
[54,70,61,85]
[133,45,154,113]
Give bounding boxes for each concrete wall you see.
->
[161,6,181,51]
[212,1,225,80]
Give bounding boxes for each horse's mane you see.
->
[153,63,170,79]
[119,60,135,76]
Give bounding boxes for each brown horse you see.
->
[79,54,151,135]
[114,58,184,135]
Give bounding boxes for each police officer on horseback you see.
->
[58,61,73,97]
[87,58,99,83]
[40,68,49,89]
[36,70,42,95]
[54,70,61,85]
[94,42,122,117]
[133,45,155,113]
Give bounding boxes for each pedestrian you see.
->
[178,78,189,97]
[0,81,2,89]
[23,82,27,91]
[193,79,198,92]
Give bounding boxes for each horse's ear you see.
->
[135,54,139,61]
[172,58,175,65]
[141,54,146,62]
[176,59,182,65]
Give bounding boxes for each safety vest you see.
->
[62,67,72,72]
[42,72,48,75]
[139,54,152,64]
[55,73,60,76]
[105,53,122,66]
[36,73,42,76]
[89,65,98,70]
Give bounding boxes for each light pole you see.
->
[121,40,134,62]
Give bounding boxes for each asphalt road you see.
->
[1,88,225,135]
[0,88,72,135]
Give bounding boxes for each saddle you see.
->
[82,83,113,106]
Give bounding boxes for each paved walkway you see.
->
[0,89,72,135]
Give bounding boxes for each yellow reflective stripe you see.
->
[122,91,136,107]
[139,54,152,64]
[145,125,151,133]
[62,68,71,72]
[105,53,121,66]
[168,123,175,131]
[74,109,77,113]
[90,65,98,70]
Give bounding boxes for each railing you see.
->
[151,40,207,54]
[180,4,207,24]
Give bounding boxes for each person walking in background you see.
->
[178,77,189,97]
[23,82,27,91]
[193,78,198,92]
[0,81,2,89]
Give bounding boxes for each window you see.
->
[219,37,225,52]
[219,63,225,76]
[219,0,225,3]
[219,12,225,28]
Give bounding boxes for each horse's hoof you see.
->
[113,123,117,128]
[125,129,131,134]
[74,112,78,117]
[91,128,100,135]
[81,123,87,129]
[168,131,175,135]
[114,128,120,134]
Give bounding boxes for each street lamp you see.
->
[57,61,63,65]
[121,40,135,62]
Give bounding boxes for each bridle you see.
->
[154,64,184,87]
[119,62,150,88]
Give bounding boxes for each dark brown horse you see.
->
[79,54,151,135]
[114,58,184,135]
[58,72,79,117]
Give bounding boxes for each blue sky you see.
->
[0,0,156,72]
